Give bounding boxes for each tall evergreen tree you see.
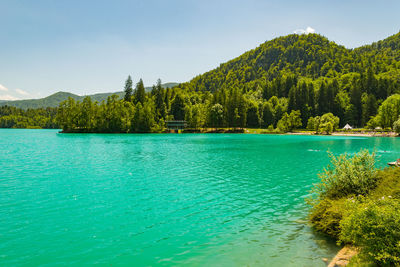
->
[317,81,328,115]
[171,93,185,120]
[134,79,146,104]
[123,75,133,102]
[154,79,166,120]
[350,79,363,126]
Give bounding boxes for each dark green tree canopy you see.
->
[123,75,133,102]
[134,79,146,104]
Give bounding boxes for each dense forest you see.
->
[0,106,58,128]
[3,32,400,132]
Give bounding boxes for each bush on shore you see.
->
[312,150,377,200]
[340,197,400,265]
[308,150,400,265]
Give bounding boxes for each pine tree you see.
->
[134,79,146,104]
[154,79,166,119]
[123,75,133,102]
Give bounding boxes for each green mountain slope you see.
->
[2,32,400,111]
[179,32,400,92]
[0,83,179,109]
[3,32,400,131]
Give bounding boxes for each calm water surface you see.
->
[1,129,400,266]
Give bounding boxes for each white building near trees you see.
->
[343,124,353,130]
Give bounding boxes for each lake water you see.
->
[1,129,400,266]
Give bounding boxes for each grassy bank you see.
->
[308,150,400,266]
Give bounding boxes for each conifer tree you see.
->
[123,75,133,102]
[134,79,146,104]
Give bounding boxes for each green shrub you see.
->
[307,117,316,131]
[340,198,400,265]
[312,150,377,200]
[394,117,400,134]
[309,197,349,238]
[317,113,340,134]
[276,110,302,132]
[308,149,378,238]
[309,156,400,265]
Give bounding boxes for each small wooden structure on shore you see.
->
[166,120,187,133]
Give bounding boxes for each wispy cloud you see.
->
[15,88,30,96]
[0,84,9,92]
[293,26,316,35]
[0,94,19,101]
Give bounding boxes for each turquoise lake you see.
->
[1,129,400,266]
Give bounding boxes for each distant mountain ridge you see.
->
[0,82,179,109]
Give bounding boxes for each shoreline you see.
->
[55,128,399,137]
[285,131,398,138]
[327,246,358,267]
[3,127,395,137]
[244,129,398,137]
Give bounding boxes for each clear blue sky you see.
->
[0,0,399,100]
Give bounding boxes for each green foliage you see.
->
[177,32,400,129]
[53,79,194,133]
[309,150,400,266]
[246,101,260,128]
[132,102,155,132]
[393,117,400,134]
[171,93,186,120]
[340,198,400,265]
[309,197,349,238]
[7,32,400,131]
[372,94,400,128]
[318,113,340,134]
[307,113,339,134]
[370,166,400,200]
[0,105,58,128]
[277,110,302,132]
[185,103,206,129]
[306,117,316,130]
[312,150,377,200]
[309,150,378,238]
[134,79,146,104]
[123,75,133,102]
[208,103,224,128]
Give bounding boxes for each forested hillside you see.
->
[180,33,400,92]
[0,105,58,128]
[4,32,400,132]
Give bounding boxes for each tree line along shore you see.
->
[1,33,400,133]
[1,76,399,136]
[0,72,399,135]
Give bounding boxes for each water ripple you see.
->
[1,130,400,266]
